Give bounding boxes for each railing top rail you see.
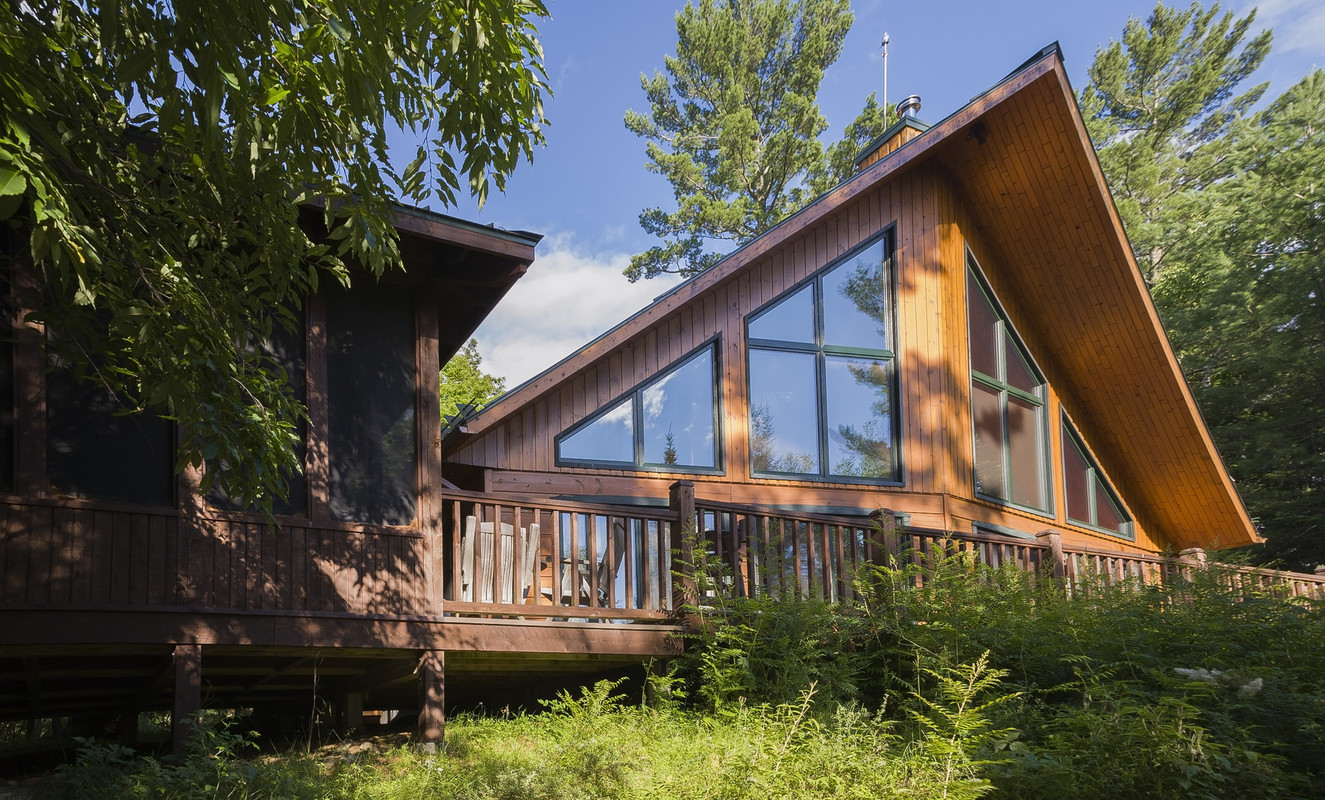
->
[437,489,676,521]
[1208,562,1325,585]
[1060,544,1170,564]
[693,500,889,528]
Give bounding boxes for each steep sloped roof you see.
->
[463,47,1257,550]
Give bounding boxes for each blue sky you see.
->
[436,0,1324,386]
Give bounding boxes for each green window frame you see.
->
[746,232,901,483]
[1061,414,1133,539]
[967,254,1051,513]
[555,341,722,474]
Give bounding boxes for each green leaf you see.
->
[0,166,26,197]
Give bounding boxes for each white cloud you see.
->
[472,233,683,388]
[1244,0,1325,55]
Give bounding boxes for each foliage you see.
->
[0,0,548,509]
[624,0,893,281]
[439,338,507,423]
[1153,70,1325,569]
[34,552,1325,798]
[1079,1,1270,284]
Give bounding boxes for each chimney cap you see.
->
[898,94,922,118]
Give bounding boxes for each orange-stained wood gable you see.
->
[449,47,1258,554]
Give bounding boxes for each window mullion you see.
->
[633,392,644,467]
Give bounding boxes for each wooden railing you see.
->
[0,498,432,617]
[3,487,1320,629]
[437,490,675,620]
[678,490,1325,604]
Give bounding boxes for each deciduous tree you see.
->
[0,0,549,507]
[440,339,507,423]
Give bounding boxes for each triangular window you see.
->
[1062,416,1132,538]
[557,344,719,471]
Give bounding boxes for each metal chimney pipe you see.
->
[899,94,922,119]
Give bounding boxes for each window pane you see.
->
[1007,395,1044,509]
[326,282,416,526]
[749,283,814,344]
[825,356,893,478]
[561,397,634,463]
[1005,339,1039,395]
[47,371,174,506]
[967,270,999,378]
[208,316,308,516]
[1094,478,1126,532]
[749,349,819,474]
[822,242,888,351]
[642,350,715,467]
[1064,434,1091,525]
[971,381,1005,498]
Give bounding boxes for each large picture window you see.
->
[747,234,899,482]
[967,256,1049,511]
[557,344,719,472]
[1062,415,1132,538]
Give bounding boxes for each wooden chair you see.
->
[461,516,540,604]
[543,519,629,607]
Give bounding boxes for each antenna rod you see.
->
[881,32,890,122]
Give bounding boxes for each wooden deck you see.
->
[1,481,1319,745]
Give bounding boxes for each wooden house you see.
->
[4,44,1317,756]
[444,44,1260,566]
[0,208,682,751]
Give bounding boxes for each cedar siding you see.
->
[448,47,1258,555]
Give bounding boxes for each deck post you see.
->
[669,481,697,614]
[172,643,202,756]
[868,509,899,566]
[1035,531,1066,581]
[417,650,445,749]
[342,692,363,734]
[1035,531,1067,595]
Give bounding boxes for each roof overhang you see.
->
[301,205,541,358]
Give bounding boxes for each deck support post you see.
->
[416,650,445,749]
[1178,548,1208,584]
[172,643,202,756]
[342,692,363,735]
[668,481,697,617]
[1035,531,1067,593]
[119,710,139,745]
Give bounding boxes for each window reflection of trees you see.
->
[747,236,897,481]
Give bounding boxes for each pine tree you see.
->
[1155,71,1325,568]
[1079,2,1270,285]
[624,0,890,282]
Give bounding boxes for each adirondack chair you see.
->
[460,517,541,604]
[545,519,629,607]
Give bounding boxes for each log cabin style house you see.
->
[3,44,1317,754]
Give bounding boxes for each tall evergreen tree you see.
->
[1079,1,1270,284]
[1155,71,1325,568]
[624,0,891,282]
